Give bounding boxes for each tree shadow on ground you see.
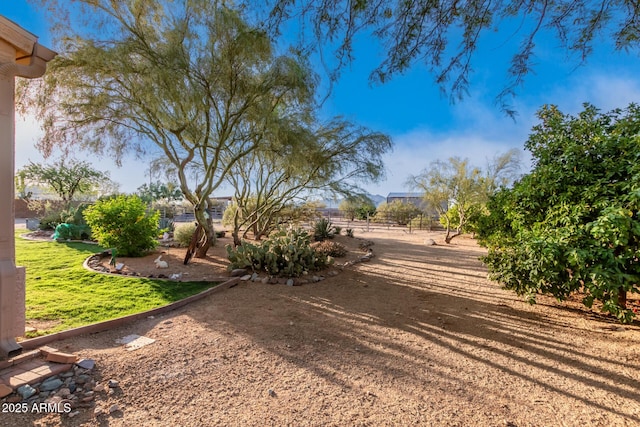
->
[179,234,640,424]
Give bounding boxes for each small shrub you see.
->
[53,223,91,240]
[39,210,65,230]
[345,228,354,238]
[311,241,347,258]
[84,195,159,257]
[313,218,335,241]
[216,230,226,238]
[226,228,332,277]
[333,225,342,235]
[174,223,197,247]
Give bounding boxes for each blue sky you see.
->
[3,1,640,198]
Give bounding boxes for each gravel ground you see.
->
[3,228,640,426]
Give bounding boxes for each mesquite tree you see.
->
[20,1,316,257]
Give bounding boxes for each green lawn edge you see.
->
[15,230,220,337]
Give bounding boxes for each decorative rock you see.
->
[296,279,308,285]
[268,389,277,397]
[109,404,121,413]
[240,274,252,281]
[424,238,437,246]
[328,270,339,276]
[268,277,279,284]
[5,395,22,403]
[61,371,75,378]
[94,406,104,416]
[251,272,259,281]
[68,411,80,418]
[286,278,294,286]
[230,268,248,277]
[58,387,71,398]
[17,384,37,399]
[41,378,64,392]
[108,379,119,388]
[76,374,90,384]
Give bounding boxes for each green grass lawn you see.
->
[15,230,219,337]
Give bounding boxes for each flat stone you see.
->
[230,268,248,277]
[75,358,96,370]
[109,404,121,413]
[286,279,294,286]
[425,239,437,246]
[41,378,64,392]
[17,384,37,399]
[251,272,259,281]
[240,274,252,281]
[108,379,119,388]
[116,334,156,351]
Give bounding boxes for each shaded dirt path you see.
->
[4,229,640,426]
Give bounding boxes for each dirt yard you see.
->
[5,226,640,426]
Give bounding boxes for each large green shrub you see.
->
[84,195,159,257]
[226,228,332,277]
[478,104,640,323]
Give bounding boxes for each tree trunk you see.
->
[618,287,627,309]
[193,205,214,258]
[232,207,242,247]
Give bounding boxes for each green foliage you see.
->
[23,2,321,257]
[226,228,332,277]
[313,218,335,241]
[345,228,354,238]
[439,203,484,234]
[311,240,347,258]
[333,225,342,235]
[339,195,376,220]
[137,181,183,204]
[478,103,640,322]
[17,159,112,203]
[174,223,197,247]
[84,195,159,257]
[38,209,66,230]
[409,151,520,242]
[374,200,421,225]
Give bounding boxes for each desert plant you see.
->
[226,228,332,277]
[333,225,342,235]
[345,228,354,238]
[174,223,198,247]
[84,195,159,257]
[313,218,335,241]
[311,240,347,257]
[38,210,66,230]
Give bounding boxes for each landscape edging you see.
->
[19,276,240,350]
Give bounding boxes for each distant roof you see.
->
[387,192,423,198]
